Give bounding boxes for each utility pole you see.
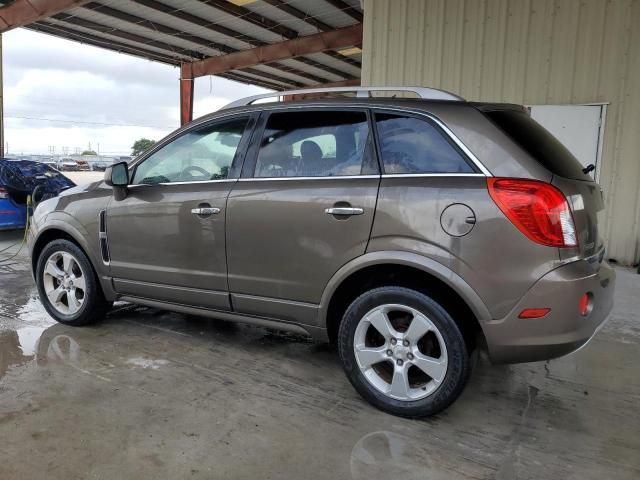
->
[0,34,4,159]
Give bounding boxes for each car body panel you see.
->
[368,175,564,318]
[226,176,380,304]
[29,182,112,265]
[106,181,235,311]
[483,254,615,363]
[0,198,27,230]
[317,249,495,327]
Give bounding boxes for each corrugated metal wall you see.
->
[362,0,640,265]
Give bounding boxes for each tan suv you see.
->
[28,86,615,417]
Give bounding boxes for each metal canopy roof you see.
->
[10,0,364,91]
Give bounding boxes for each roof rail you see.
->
[221,86,465,110]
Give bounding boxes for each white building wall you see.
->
[362,0,640,265]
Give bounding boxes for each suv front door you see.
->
[226,108,380,325]
[106,115,254,311]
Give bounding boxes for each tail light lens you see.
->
[488,178,577,247]
[0,187,8,199]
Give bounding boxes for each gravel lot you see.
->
[62,171,105,185]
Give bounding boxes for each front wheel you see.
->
[35,239,109,326]
[338,286,470,418]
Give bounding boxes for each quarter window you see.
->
[254,111,375,177]
[374,113,474,174]
[132,118,248,185]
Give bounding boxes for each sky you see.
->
[2,28,269,156]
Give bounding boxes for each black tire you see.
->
[35,239,109,326]
[338,286,470,418]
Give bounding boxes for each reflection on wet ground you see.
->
[0,251,639,479]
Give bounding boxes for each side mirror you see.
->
[105,162,129,187]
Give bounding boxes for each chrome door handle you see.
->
[324,207,364,216]
[191,207,220,215]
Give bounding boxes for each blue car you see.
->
[0,159,75,231]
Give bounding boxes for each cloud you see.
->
[3,28,269,156]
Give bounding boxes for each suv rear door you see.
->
[225,108,379,323]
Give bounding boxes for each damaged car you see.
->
[0,159,75,230]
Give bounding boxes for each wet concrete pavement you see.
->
[0,239,639,479]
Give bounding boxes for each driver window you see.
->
[132,118,248,185]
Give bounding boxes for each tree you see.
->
[81,150,97,156]
[131,138,156,157]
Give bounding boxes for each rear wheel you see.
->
[36,239,109,326]
[338,286,470,417]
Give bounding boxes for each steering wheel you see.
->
[180,165,210,180]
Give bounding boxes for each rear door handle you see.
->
[324,207,364,216]
[191,207,220,215]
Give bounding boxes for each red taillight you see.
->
[518,308,551,319]
[0,187,8,199]
[579,293,592,316]
[488,178,577,248]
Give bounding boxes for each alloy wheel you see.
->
[353,303,448,401]
[42,251,87,315]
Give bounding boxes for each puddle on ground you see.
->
[0,294,62,379]
[350,430,439,480]
[0,291,56,330]
[0,329,32,378]
[16,326,47,356]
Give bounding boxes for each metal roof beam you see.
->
[51,13,205,60]
[184,24,362,79]
[323,0,364,22]
[260,0,363,68]
[262,0,333,32]
[0,0,88,31]
[27,21,182,65]
[112,0,357,80]
[83,2,235,54]
[324,50,361,69]
[200,0,298,40]
[218,72,289,91]
[81,2,338,84]
[199,0,360,73]
[240,67,304,88]
[132,0,262,47]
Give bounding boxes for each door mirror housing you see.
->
[105,162,129,187]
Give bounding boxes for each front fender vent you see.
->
[99,209,110,264]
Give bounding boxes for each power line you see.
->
[5,114,175,129]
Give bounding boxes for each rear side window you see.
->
[254,111,376,177]
[485,110,589,180]
[374,113,475,174]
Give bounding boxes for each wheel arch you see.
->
[31,221,90,272]
[30,220,116,301]
[319,251,492,347]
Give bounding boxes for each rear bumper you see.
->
[483,258,616,363]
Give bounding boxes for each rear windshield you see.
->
[485,109,590,181]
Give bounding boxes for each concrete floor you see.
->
[1,230,639,479]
